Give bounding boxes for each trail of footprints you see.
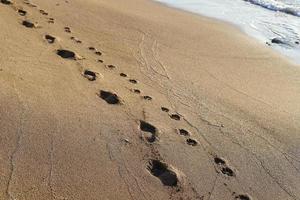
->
[1,1,252,199]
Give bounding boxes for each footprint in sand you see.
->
[99,90,120,105]
[120,73,127,77]
[56,49,76,59]
[45,34,55,44]
[214,157,235,177]
[161,107,169,112]
[170,114,181,121]
[95,51,102,56]
[235,194,251,200]
[178,129,189,136]
[147,160,179,187]
[88,47,96,51]
[143,96,152,101]
[98,59,104,63]
[140,120,157,143]
[186,138,198,146]
[64,27,71,33]
[70,37,82,44]
[129,79,138,84]
[1,0,12,5]
[83,70,97,81]
[18,9,27,16]
[22,20,38,28]
[39,9,48,15]
[132,89,141,94]
[106,64,116,70]
[48,18,54,24]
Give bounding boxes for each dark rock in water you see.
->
[271,38,285,45]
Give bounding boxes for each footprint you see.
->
[45,34,55,44]
[235,194,251,200]
[214,156,235,177]
[88,47,96,51]
[132,89,141,94]
[22,20,37,28]
[178,129,189,136]
[56,49,76,59]
[18,9,27,16]
[99,90,120,105]
[98,59,104,63]
[161,107,169,112]
[140,120,157,143]
[83,70,96,81]
[48,18,54,24]
[95,51,102,56]
[170,114,181,121]
[106,65,116,69]
[186,138,198,146]
[1,0,12,5]
[147,160,178,187]
[129,79,138,84]
[39,9,48,15]
[64,27,71,33]
[120,73,127,77]
[143,96,152,101]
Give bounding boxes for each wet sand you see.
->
[0,0,299,199]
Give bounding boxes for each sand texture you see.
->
[0,0,300,200]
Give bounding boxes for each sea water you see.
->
[154,0,300,64]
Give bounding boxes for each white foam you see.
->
[154,0,300,64]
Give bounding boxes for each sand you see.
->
[0,0,299,199]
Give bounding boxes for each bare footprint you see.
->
[22,20,37,28]
[129,79,138,84]
[143,96,152,101]
[18,9,27,16]
[56,49,76,59]
[170,114,181,121]
[186,138,198,146]
[178,129,189,136]
[120,73,127,77]
[147,160,179,187]
[140,120,157,143]
[214,157,235,177]
[45,34,55,44]
[99,90,120,105]
[235,194,251,200]
[1,0,12,5]
[161,107,169,112]
[83,70,97,81]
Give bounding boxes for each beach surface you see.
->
[0,0,300,200]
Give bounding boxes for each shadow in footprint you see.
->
[1,0,12,5]
[129,79,138,84]
[83,70,96,81]
[132,89,141,94]
[88,47,95,51]
[143,96,152,101]
[98,59,104,63]
[147,160,178,187]
[64,27,71,33]
[140,120,157,143]
[178,129,189,136]
[107,65,116,69]
[99,90,120,105]
[120,73,127,77]
[45,35,55,44]
[56,49,75,59]
[235,194,251,200]
[161,107,169,112]
[186,138,198,146]
[18,9,27,16]
[95,51,102,56]
[214,156,235,177]
[170,114,180,121]
[22,20,36,28]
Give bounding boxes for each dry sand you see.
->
[0,0,300,199]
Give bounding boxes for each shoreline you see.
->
[153,0,300,65]
[0,0,299,199]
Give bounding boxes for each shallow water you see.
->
[154,0,300,64]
